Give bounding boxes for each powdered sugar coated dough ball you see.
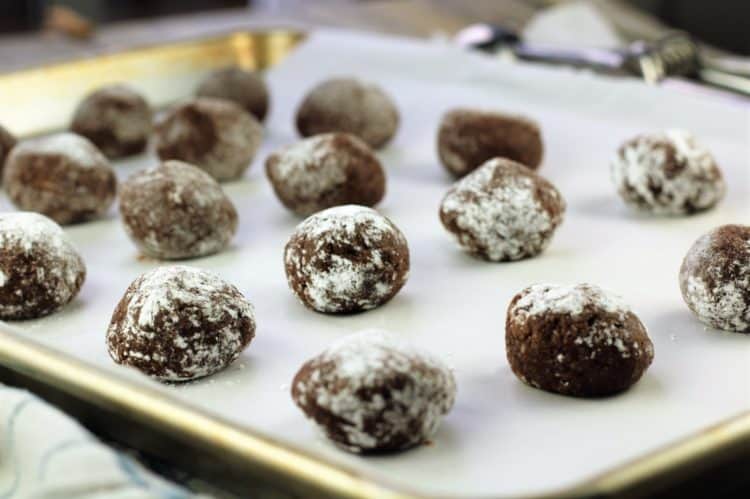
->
[292,329,456,453]
[0,212,86,320]
[439,158,565,262]
[611,130,725,215]
[284,205,409,313]
[680,224,750,332]
[106,266,256,381]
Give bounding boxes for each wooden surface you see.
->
[0,1,556,72]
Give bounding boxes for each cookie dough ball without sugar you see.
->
[71,84,152,159]
[196,67,270,122]
[284,205,410,314]
[437,108,544,178]
[439,158,565,261]
[3,133,117,225]
[119,160,238,260]
[265,133,385,216]
[506,283,654,397]
[292,330,456,453]
[296,78,399,149]
[0,123,17,176]
[154,97,262,181]
[680,225,750,333]
[0,212,85,320]
[106,266,255,381]
[611,130,725,215]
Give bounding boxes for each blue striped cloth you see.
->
[0,384,203,499]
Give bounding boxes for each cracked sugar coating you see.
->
[3,133,117,225]
[155,97,262,182]
[106,266,255,382]
[439,158,565,262]
[296,78,399,149]
[196,67,269,122]
[506,283,654,397]
[611,130,725,215]
[119,160,238,260]
[292,330,456,453]
[265,133,385,217]
[0,123,17,177]
[284,205,409,313]
[0,212,85,320]
[438,108,543,178]
[71,84,152,159]
[679,225,750,333]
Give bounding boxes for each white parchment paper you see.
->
[3,30,750,497]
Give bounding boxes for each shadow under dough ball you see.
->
[71,84,152,159]
[439,158,565,262]
[119,160,238,260]
[265,133,385,217]
[680,224,750,333]
[611,129,725,215]
[506,283,654,397]
[3,133,117,225]
[437,108,543,178]
[196,67,270,122]
[284,205,409,314]
[296,78,399,149]
[0,123,17,177]
[0,212,85,320]
[154,97,262,182]
[292,329,456,453]
[106,265,255,382]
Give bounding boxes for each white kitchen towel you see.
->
[0,384,199,499]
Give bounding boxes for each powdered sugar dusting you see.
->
[106,265,255,381]
[513,283,630,319]
[440,158,565,261]
[0,212,70,253]
[292,329,456,453]
[12,132,107,168]
[267,134,349,207]
[611,129,725,215]
[509,283,652,363]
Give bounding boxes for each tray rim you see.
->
[0,28,748,498]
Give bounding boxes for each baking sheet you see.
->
[2,30,749,497]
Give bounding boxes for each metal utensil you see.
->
[455,24,750,97]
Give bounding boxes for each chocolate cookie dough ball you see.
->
[284,205,409,313]
[3,133,117,225]
[296,78,399,149]
[611,130,725,215]
[680,225,750,332]
[292,330,456,453]
[0,123,16,176]
[155,97,262,181]
[106,266,255,381]
[506,283,654,397]
[196,67,269,122]
[265,133,385,216]
[71,84,152,159]
[439,158,565,262]
[119,160,238,260]
[0,212,85,320]
[437,108,543,178]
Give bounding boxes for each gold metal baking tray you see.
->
[0,30,304,137]
[0,30,749,498]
